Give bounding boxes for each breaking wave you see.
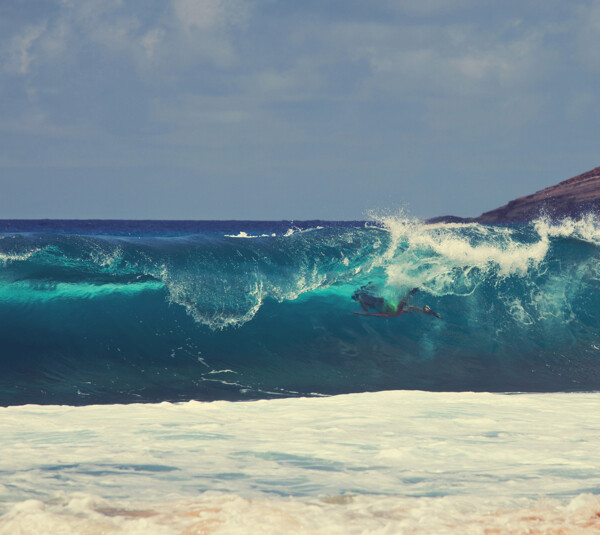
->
[1,216,600,404]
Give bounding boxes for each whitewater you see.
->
[1,216,600,533]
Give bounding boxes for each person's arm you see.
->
[397,287,419,311]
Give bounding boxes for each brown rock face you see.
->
[475,166,600,223]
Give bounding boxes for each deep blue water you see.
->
[1,217,600,405]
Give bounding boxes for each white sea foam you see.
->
[224,231,276,238]
[376,214,551,290]
[1,391,600,533]
[2,492,599,534]
[0,248,42,266]
[282,225,324,237]
[535,213,600,245]
[88,244,124,268]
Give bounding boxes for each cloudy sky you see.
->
[1,0,599,220]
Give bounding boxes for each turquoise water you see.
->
[1,216,600,405]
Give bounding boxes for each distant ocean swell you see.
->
[1,216,600,405]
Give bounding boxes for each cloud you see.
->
[0,0,252,85]
[317,18,550,101]
[141,28,166,59]
[163,0,253,70]
[5,23,46,75]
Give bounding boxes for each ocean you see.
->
[1,216,599,533]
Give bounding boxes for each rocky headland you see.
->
[429,165,600,224]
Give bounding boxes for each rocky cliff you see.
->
[428,165,600,224]
[476,165,600,223]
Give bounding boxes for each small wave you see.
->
[225,231,276,238]
[283,225,325,237]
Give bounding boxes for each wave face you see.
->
[2,217,600,405]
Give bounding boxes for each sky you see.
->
[1,0,599,220]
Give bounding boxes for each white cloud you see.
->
[316,18,550,102]
[5,23,46,75]
[141,28,166,59]
[449,33,545,86]
[0,0,253,82]
[165,0,252,69]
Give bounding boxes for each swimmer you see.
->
[352,285,441,318]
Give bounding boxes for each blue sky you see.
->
[1,0,599,220]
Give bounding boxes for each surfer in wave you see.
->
[352,284,441,318]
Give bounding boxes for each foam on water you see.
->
[1,390,600,533]
[377,214,552,293]
[537,213,600,244]
[2,492,600,534]
[0,248,43,267]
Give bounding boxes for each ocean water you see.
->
[1,216,600,533]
